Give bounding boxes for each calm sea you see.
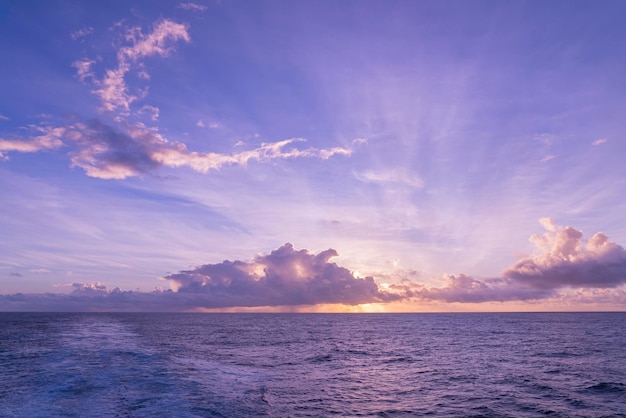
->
[0,312,624,417]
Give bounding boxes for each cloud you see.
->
[354,169,424,188]
[120,19,190,62]
[1,119,357,178]
[540,154,556,163]
[0,114,9,121]
[74,121,357,179]
[72,59,96,82]
[2,16,359,178]
[178,3,208,12]
[138,105,160,121]
[404,218,626,304]
[9,272,22,277]
[71,26,94,40]
[64,121,163,179]
[0,126,65,159]
[79,19,189,114]
[592,138,608,146]
[0,245,400,311]
[504,218,626,289]
[165,243,399,307]
[2,223,626,311]
[392,275,553,303]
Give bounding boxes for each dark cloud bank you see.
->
[2,219,626,311]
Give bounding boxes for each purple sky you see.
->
[1,0,626,311]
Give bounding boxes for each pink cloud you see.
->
[58,121,356,179]
[0,244,399,311]
[504,218,626,289]
[402,218,626,304]
[78,19,189,114]
[165,243,399,307]
[0,126,65,159]
[0,119,358,179]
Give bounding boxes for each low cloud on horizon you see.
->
[2,219,626,311]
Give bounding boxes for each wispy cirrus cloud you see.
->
[0,17,360,179]
[354,169,424,188]
[75,19,189,114]
[0,126,65,159]
[71,26,94,41]
[592,138,608,146]
[178,2,207,12]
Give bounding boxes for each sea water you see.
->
[1,312,625,417]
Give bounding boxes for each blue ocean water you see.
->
[1,313,625,417]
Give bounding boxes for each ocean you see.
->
[0,312,624,417]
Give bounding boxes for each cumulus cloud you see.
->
[404,219,626,304]
[0,245,400,311]
[165,243,399,307]
[2,223,626,311]
[504,218,626,289]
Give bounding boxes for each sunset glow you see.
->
[1,1,626,312]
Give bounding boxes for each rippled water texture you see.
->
[1,313,625,417]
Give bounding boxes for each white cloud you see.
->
[0,114,9,121]
[540,154,556,163]
[354,169,424,188]
[592,138,608,146]
[178,2,208,12]
[196,120,205,128]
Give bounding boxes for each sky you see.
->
[1,0,626,312]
